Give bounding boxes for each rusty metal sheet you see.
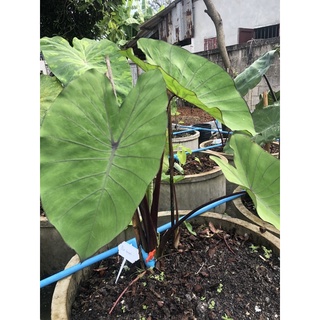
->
[159,0,194,44]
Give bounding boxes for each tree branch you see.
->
[203,0,236,77]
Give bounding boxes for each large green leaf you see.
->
[40,74,63,126]
[40,36,132,103]
[235,49,279,97]
[209,134,280,230]
[252,103,280,145]
[40,69,168,260]
[124,38,256,135]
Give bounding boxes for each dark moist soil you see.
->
[241,193,257,215]
[172,153,218,176]
[71,220,280,320]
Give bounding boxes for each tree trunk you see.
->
[203,0,235,77]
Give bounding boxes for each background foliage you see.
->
[40,0,172,45]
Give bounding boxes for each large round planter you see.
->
[199,138,233,161]
[51,210,280,320]
[49,224,137,320]
[172,125,200,151]
[232,186,280,238]
[158,151,227,213]
[199,140,238,216]
[40,216,76,279]
[41,216,78,320]
[200,139,279,160]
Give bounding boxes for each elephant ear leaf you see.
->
[124,38,255,135]
[40,74,63,126]
[234,49,279,97]
[40,69,168,260]
[209,134,280,230]
[40,36,132,103]
[252,103,280,145]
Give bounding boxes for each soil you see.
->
[241,193,257,215]
[71,220,280,320]
[173,105,215,126]
[171,153,218,176]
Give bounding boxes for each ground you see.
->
[173,105,215,126]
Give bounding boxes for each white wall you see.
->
[183,0,280,53]
[40,60,49,75]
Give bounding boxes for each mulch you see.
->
[71,219,280,319]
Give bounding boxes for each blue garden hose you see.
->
[40,192,244,288]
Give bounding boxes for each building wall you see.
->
[183,0,280,53]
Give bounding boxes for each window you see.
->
[254,24,280,39]
[204,37,217,50]
[238,24,280,44]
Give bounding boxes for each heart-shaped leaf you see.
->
[40,36,132,103]
[40,74,63,126]
[40,69,168,260]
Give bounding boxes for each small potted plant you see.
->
[158,143,228,213]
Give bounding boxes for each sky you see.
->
[1,1,318,318]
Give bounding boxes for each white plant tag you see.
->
[118,241,139,263]
[115,242,139,284]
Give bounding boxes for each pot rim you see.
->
[232,186,280,237]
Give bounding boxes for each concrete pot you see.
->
[158,151,227,213]
[51,211,280,320]
[200,139,279,160]
[232,186,280,238]
[172,125,200,151]
[40,216,76,279]
[199,138,233,161]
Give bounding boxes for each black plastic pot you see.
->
[192,123,212,144]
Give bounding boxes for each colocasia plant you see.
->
[40,36,279,267]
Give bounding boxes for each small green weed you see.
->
[208,299,215,309]
[149,271,165,281]
[262,246,272,259]
[249,244,259,252]
[184,221,197,236]
[217,283,223,293]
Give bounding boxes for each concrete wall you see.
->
[183,0,280,53]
